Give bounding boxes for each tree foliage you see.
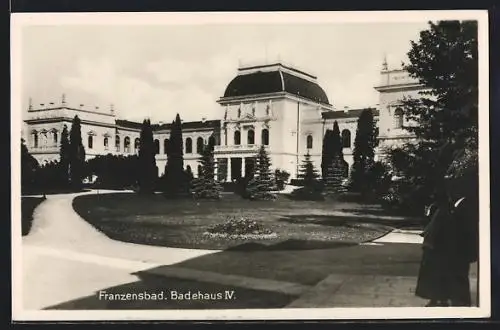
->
[86,154,139,189]
[21,139,39,193]
[69,116,86,189]
[291,152,324,200]
[384,20,478,212]
[245,145,276,201]
[59,124,70,185]
[191,143,223,199]
[163,113,190,198]
[350,109,377,193]
[138,119,157,194]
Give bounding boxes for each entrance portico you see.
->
[214,145,262,182]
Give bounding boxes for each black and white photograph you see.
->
[11,10,490,321]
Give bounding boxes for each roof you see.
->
[321,108,379,120]
[116,119,220,131]
[223,64,330,105]
[154,119,221,131]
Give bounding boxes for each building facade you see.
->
[23,60,425,181]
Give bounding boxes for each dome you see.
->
[222,63,330,105]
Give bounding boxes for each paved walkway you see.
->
[20,190,476,311]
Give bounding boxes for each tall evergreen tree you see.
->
[245,145,276,200]
[69,116,86,189]
[59,124,70,186]
[164,114,189,197]
[191,143,222,199]
[321,129,333,179]
[350,109,377,193]
[292,152,323,200]
[138,119,157,194]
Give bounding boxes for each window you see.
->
[247,129,255,145]
[33,132,38,148]
[115,135,120,152]
[266,105,270,116]
[234,131,241,145]
[134,138,140,153]
[53,131,58,144]
[104,137,109,150]
[341,130,351,148]
[261,129,269,146]
[163,139,169,154]
[306,135,313,149]
[186,138,192,153]
[124,137,130,153]
[197,137,204,154]
[154,139,160,155]
[88,135,93,149]
[394,107,404,129]
[237,108,241,118]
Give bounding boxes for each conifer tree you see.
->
[138,119,157,194]
[245,145,276,200]
[350,109,377,193]
[292,152,323,200]
[59,124,70,186]
[323,155,346,196]
[191,143,222,199]
[164,114,189,197]
[69,116,86,189]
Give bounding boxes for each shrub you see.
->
[274,169,291,191]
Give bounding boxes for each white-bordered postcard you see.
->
[11,10,490,321]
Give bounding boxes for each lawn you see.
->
[73,193,414,250]
[21,196,46,236]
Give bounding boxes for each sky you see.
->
[20,21,430,123]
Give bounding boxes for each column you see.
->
[227,157,232,182]
[242,157,246,178]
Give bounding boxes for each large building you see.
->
[23,60,424,181]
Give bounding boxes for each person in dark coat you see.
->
[415,147,479,307]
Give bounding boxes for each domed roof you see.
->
[222,63,330,105]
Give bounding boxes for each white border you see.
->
[11,10,490,321]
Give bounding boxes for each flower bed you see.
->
[204,215,277,239]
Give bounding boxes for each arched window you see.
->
[197,137,204,154]
[115,135,120,152]
[53,131,58,144]
[341,129,351,148]
[163,139,169,154]
[306,135,313,149]
[33,132,38,148]
[234,131,241,145]
[124,136,130,153]
[394,107,404,129]
[186,137,192,153]
[154,139,160,155]
[342,160,349,178]
[104,137,109,150]
[261,129,269,146]
[134,138,140,153]
[247,129,255,145]
[88,135,93,149]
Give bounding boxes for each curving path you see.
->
[23,190,221,264]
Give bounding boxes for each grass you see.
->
[21,196,46,236]
[72,193,412,250]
